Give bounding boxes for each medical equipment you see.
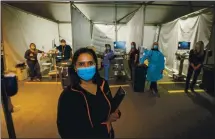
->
[173,50,189,81]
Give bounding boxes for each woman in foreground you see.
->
[57,48,121,138]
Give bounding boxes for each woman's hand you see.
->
[107,111,120,123]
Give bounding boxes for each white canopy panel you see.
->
[4,1,215,24]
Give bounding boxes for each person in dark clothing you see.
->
[56,39,72,62]
[57,48,121,139]
[185,41,205,93]
[56,39,73,89]
[128,42,139,80]
[24,43,44,81]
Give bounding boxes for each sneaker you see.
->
[36,78,41,82]
[156,92,160,98]
[184,89,189,94]
[190,87,195,93]
[28,78,33,82]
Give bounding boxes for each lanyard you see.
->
[62,46,66,57]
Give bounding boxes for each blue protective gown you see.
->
[139,49,165,82]
[103,50,114,80]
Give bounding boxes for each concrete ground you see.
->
[1,76,215,138]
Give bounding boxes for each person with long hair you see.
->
[24,43,44,81]
[103,44,114,81]
[128,42,139,80]
[185,41,205,93]
[57,48,121,138]
[139,42,165,97]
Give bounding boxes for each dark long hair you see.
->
[69,48,101,87]
[194,41,204,57]
[131,42,137,50]
[29,43,36,48]
[105,44,111,53]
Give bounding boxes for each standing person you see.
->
[128,42,139,80]
[139,42,165,97]
[103,44,114,81]
[56,39,73,62]
[57,48,121,138]
[56,39,73,88]
[24,43,44,81]
[185,41,205,94]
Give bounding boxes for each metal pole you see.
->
[57,23,61,42]
[1,78,17,139]
[141,5,146,46]
[115,4,117,42]
[70,2,75,52]
[1,27,16,138]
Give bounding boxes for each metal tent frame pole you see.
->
[70,2,75,52]
[1,23,16,138]
[141,4,146,46]
[115,4,117,42]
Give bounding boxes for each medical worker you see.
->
[139,42,165,97]
[128,42,139,80]
[103,44,114,81]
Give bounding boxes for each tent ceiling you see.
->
[3,2,71,22]
[3,1,215,24]
[74,3,140,23]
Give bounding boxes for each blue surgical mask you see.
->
[154,45,158,49]
[77,66,96,81]
[131,45,134,48]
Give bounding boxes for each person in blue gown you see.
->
[103,44,114,81]
[139,42,165,97]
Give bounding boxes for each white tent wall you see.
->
[143,25,157,49]
[58,23,72,47]
[125,6,144,52]
[92,24,115,52]
[92,6,146,53]
[72,7,91,51]
[92,24,157,53]
[2,4,59,72]
[159,8,214,75]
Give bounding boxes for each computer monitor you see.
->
[178,41,191,50]
[114,41,126,50]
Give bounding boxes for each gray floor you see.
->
[1,78,215,138]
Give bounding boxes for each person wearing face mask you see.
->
[57,48,121,138]
[24,43,44,81]
[56,39,73,89]
[128,42,139,80]
[103,44,114,81]
[56,39,73,62]
[185,41,205,94]
[139,42,165,97]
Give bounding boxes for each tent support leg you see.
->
[70,1,75,52]
[141,5,146,46]
[115,4,117,42]
[188,1,193,12]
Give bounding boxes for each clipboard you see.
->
[111,86,126,113]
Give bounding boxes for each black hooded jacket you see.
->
[57,77,120,138]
